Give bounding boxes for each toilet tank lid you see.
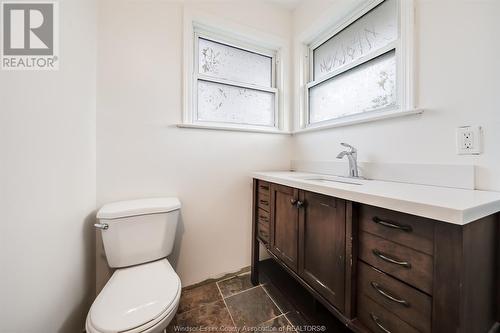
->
[97,197,181,219]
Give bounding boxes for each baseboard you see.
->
[182,266,251,290]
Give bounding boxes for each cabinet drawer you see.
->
[357,293,420,333]
[359,232,433,294]
[257,181,270,195]
[358,261,431,333]
[359,205,434,255]
[257,192,270,212]
[257,221,269,244]
[257,208,270,225]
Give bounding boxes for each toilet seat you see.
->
[86,259,181,333]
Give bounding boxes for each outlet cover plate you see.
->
[456,126,482,155]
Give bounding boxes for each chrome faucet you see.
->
[336,143,359,178]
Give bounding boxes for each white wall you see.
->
[3,0,497,330]
[97,0,293,287]
[0,0,97,332]
[292,0,500,191]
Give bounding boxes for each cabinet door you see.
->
[270,184,299,271]
[298,191,346,312]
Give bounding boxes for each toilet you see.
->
[86,197,182,333]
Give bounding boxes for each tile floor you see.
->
[166,273,293,332]
[166,259,351,333]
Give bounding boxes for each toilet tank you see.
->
[96,198,181,268]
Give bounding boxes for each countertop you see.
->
[252,171,500,225]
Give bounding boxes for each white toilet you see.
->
[86,197,182,333]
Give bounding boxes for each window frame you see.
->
[296,0,419,132]
[181,15,288,134]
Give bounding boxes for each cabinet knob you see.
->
[296,200,305,208]
[290,198,298,206]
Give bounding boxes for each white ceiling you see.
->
[266,0,304,10]
[176,0,306,11]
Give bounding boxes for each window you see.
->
[299,0,416,131]
[182,22,285,133]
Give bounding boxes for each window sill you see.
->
[293,108,424,134]
[177,123,291,135]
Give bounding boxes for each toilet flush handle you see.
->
[94,223,109,230]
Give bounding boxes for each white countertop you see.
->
[253,171,500,225]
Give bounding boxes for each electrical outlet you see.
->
[456,126,482,155]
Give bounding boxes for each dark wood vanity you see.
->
[251,179,499,333]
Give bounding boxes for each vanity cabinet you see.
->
[269,183,300,270]
[268,183,348,309]
[253,180,351,318]
[356,205,434,333]
[255,181,271,245]
[251,179,499,333]
[298,191,346,312]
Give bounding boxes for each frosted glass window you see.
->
[198,38,272,87]
[197,80,275,126]
[313,0,397,80]
[192,33,278,128]
[309,51,396,124]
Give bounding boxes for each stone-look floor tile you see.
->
[254,314,296,332]
[225,286,281,330]
[166,300,237,333]
[177,282,222,314]
[217,273,254,298]
[285,310,310,331]
[262,283,295,314]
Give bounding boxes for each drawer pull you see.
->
[370,313,392,333]
[259,215,268,220]
[260,185,269,191]
[372,249,411,268]
[373,217,412,232]
[259,199,268,205]
[370,281,410,307]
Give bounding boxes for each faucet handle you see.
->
[340,142,357,153]
[336,151,347,159]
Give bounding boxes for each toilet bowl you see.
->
[86,259,180,333]
[86,198,182,333]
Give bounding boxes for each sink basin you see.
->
[294,175,364,186]
[311,178,363,185]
